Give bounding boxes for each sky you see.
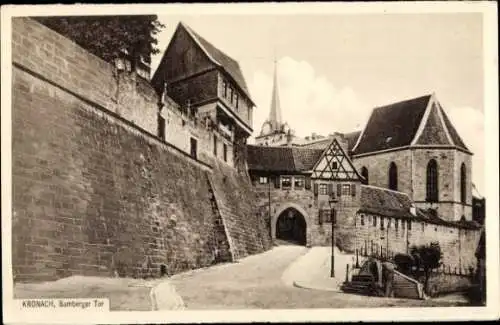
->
[151,13,485,194]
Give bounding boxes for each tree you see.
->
[410,242,443,295]
[34,15,165,67]
[393,253,414,275]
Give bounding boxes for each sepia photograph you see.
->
[1,2,499,324]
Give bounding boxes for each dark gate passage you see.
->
[276,208,307,245]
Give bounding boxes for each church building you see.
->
[249,64,482,273]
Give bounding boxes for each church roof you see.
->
[353,95,431,155]
[181,23,254,105]
[246,145,323,173]
[352,94,471,156]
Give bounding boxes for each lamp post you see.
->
[329,195,338,278]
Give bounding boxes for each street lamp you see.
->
[328,195,338,278]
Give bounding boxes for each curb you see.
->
[293,280,343,293]
[150,280,186,310]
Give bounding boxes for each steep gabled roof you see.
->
[439,105,469,151]
[311,138,363,181]
[352,94,471,156]
[181,23,254,105]
[246,145,323,173]
[352,95,432,155]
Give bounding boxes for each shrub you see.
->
[394,253,414,275]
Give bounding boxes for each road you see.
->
[169,244,470,309]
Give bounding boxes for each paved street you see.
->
[169,244,470,309]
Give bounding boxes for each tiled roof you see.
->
[296,137,331,150]
[439,105,470,151]
[344,131,361,153]
[182,23,254,105]
[296,131,361,153]
[246,145,323,172]
[353,95,432,155]
[358,185,480,229]
[359,185,414,218]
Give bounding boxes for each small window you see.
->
[319,184,328,195]
[223,143,228,162]
[213,135,218,156]
[281,176,292,189]
[380,217,385,230]
[223,80,228,98]
[389,162,398,191]
[361,166,369,185]
[332,161,338,170]
[294,177,305,189]
[230,87,234,103]
[235,93,239,110]
[408,220,412,230]
[395,219,399,230]
[190,137,197,160]
[373,216,377,227]
[158,114,165,140]
[259,176,268,184]
[341,184,351,196]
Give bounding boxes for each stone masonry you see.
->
[11,17,271,282]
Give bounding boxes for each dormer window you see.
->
[230,87,234,103]
[235,93,239,110]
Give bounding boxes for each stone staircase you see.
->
[341,263,425,299]
[340,274,377,296]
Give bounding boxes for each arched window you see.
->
[388,162,398,191]
[460,163,467,204]
[426,159,439,202]
[361,167,369,185]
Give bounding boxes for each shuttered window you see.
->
[328,183,334,196]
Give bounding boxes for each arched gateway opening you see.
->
[276,208,307,245]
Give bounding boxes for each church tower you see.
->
[254,60,293,146]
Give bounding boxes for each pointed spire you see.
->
[268,58,282,131]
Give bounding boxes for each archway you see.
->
[275,207,307,245]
